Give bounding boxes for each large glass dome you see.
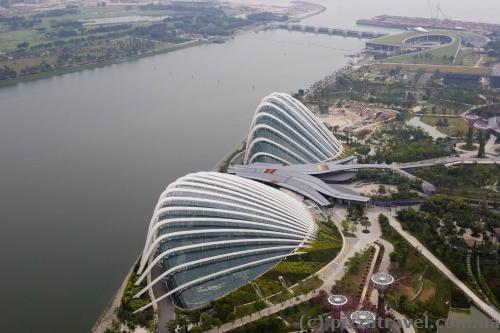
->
[244,92,343,165]
[133,172,316,311]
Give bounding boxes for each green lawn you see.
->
[0,5,173,52]
[421,115,468,137]
[388,36,461,66]
[65,5,173,20]
[0,28,43,51]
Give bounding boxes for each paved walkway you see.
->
[364,212,416,333]
[205,208,384,333]
[152,265,175,333]
[383,208,500,323]
[205,208,423,333]
[205,291,320,333]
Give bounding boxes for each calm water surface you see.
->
[439,306,500,333]
[1,1,499,332]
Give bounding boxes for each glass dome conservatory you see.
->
[133,172,316,311]
[244,92,343,165]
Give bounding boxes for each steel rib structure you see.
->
[135,172,316,311]
[244,92,343,165]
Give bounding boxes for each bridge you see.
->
[397,156,500,169]
[267,23,387,39]
[228,156,500,207]
[228,160,436,207]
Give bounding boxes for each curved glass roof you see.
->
[134,172,316,311]
[244,92,343,165]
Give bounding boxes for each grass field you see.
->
[421,115,468,136]
[388,36,460,66]
[369,63,492,76]
[0,29,42,50]
[0,5,173,52]
[370,29,486,67]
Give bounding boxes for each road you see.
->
[383,208,500,324]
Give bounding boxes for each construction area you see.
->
[319,102,398,133]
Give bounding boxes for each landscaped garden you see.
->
[411,164,500,202]
[370,124,454,163]
[332,247,376,302]
[378,214,470,333]
[230,247,377,333]
[420,115,468,137]
[386,195,500,314]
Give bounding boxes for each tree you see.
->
[477,131,486,158]
[346,252,363,272]
[200,312,212,331]
[341,219,350,233]
[360,217,371,233]
[378,185,386,195]
[466,126,474,149]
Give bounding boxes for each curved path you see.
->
[202,208,381,333]
[383,208,500,323]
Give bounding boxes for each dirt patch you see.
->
[399,284,417,299]
[417,281,436,303]
[320,101,397,132]
[356,183,398,196]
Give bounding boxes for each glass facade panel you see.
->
[245,93,342,165]
[137,172,315,311]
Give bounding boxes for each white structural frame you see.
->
[135,172,317,311]
[244,92,343,165]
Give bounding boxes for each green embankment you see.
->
[388,36,461,66]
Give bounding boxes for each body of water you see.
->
[439,306,500,333]
[2,1,500,332]
[80,15,169,25]
[0,30,363,333]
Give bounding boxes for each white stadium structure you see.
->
[134,172,316,311]
[244,92,343,165]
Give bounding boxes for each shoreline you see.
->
[91,256,140,333]
[0,2,326,89]
[0,40,203,88]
